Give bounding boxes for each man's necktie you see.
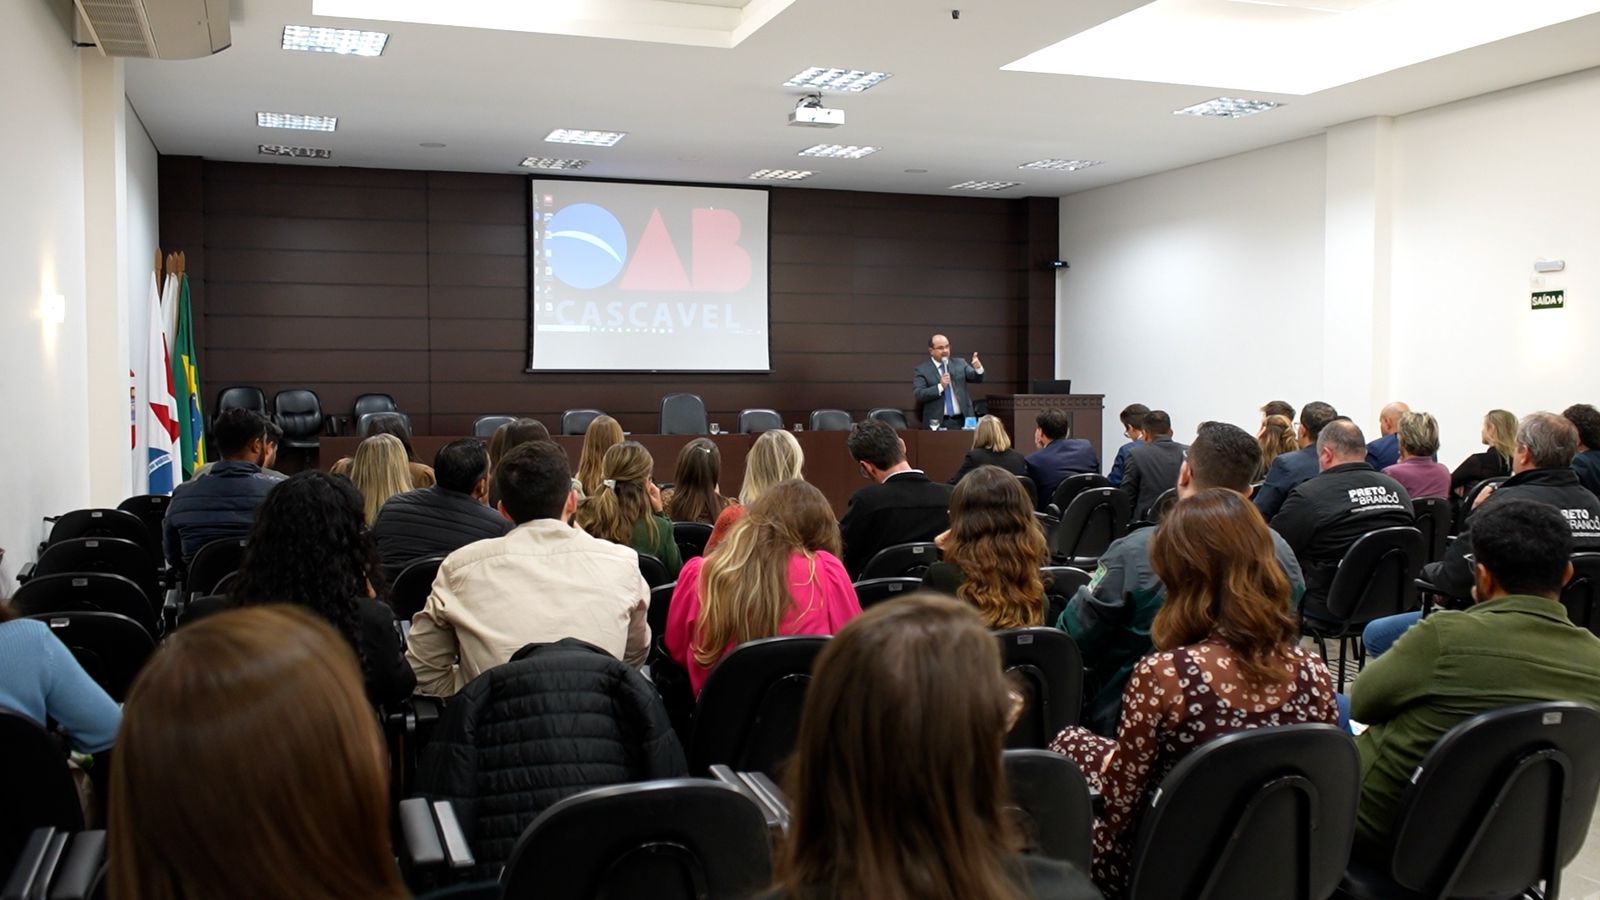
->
[942,362,956,416]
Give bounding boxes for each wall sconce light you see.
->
[44,294,66,325]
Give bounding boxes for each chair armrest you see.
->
[399,798,474,870]
[17,561,36,584]
[708,765,792,835]
[50,831,106,900]
[2,828,73,900]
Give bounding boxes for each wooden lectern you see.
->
[987,393,1107,459]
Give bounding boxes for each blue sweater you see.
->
[0,619,121,752]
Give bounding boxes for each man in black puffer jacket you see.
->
[372,438,512,579]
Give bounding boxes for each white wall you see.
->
[126,99,160,491]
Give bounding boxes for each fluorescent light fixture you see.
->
[1002,0,1600,95]
[519,157,589,169]
[1174,97,1281,117]
[783,67,892,92]
[950,180,1022,191]
[281,25,389,55]
[797,144,879,159]
[749,169,814,180]
[1019,158,1103,171]
[257,112,337,132]
[259,144,333,159]
[545,129,626,146]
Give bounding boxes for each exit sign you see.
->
[1532,290,1565,311]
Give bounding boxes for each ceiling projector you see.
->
[790,94,845,128]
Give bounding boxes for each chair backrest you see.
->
[391,556,445,621]
[45,509,158,561]
[1041,566,1091,625]
[809,409,852,431]
[689,635,828,777]
[272,389,324,441]
[115,494,171,556]
[11,573,157,637]
[1049,472,1111,513]
[1146,487,1179,524]
[352,392,399,420]
[737,409,783,434]
[1321,526,1425,625]
[472,414,517,438]
[661,394,709,436]
[995,627,1083,748]
[214,385,266,417]
[1383,701,1600,899]
[672,521,713,561]
[24,612,157,703]
[1017,475,1039,509]
[867,408,908,430]
[31,538,160,609]
[851,576,923,609]
[1561,553,1600,637]
[1003,749,1094,872]
[1458,476,1509,532]
[185,537,249,597]
[357,410,412,438]
[562,409,604,436]
[1052,487,1129,565]
[859,541,941,580]
[1411,496,1452,563]
[638,554,673,589]
[1127,724,1359,900]
[0,711,84,878]
[499,780,773,900]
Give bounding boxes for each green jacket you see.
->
[1350,595,1600,855]
[631,513,682,578]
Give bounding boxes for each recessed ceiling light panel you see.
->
[783,67,892,92]
[1019,158,1103,171]
[797,144,879,159]
[259,144,332,159]
[950,180,1022,191]
[257,112,338,132]
[749,169,814,180]
[545,129,627,146]
[1174,97,1281,117]
[281,25,389,55]
[519,157,589,170]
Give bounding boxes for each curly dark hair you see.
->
[230,471,386,667]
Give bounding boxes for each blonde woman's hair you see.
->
[972,415,1011,453]
[576,441,658,547]
[1485,409,1518,461]
[1258,414,1299,473]
[349,433,412,525]
[577,415,625,497]
[692,480,841,669]
[740,429,805,506]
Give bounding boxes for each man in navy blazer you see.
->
[912,334,984,429]
[1365,401,1410,470]
[1025,409,1101,511]
[1254,400,1339,520]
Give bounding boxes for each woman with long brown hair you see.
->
[662,437,731,524]
[1048,488,1336,898]
[576,414,625,497]
[665,480,860,693]
[108,605,407,900]
[922,465,1048,628]
[575,440,681,576]
[1256,413,1299,481]
[486,418,553,508]
[761,594,1099,900]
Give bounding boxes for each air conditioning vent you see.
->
[75,0,231,60]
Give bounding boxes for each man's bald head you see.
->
[1317,418,1368,469]
[1379,401,1411,435]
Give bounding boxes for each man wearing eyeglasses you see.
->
[912,334,983,430]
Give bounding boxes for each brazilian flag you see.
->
[171,274,207,479]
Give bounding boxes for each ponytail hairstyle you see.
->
[576,415,626,497]
[576,441,658,547]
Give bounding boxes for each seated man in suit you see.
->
[372,438,513,579]
[1119,409,1187,522]
[1364,401,1411,470]
[1566,403,1600,500]
[1025,408,1100,512]
[838,419,954,578]
[1105,402,1148,487]
[912,333,983,429]
[1254,400,1339,520]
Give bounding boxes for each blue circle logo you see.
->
[547,203,628,289]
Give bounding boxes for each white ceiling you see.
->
[124,0,1600,196]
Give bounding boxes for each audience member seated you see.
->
[0,599,120,754]
[1348,499,1600,862]
[372,438,512,579]
[1565,403,1600,500]
[220,471,414,707]
[330,412,436,489]
[1449,408,1517,497]
[947,414,1030,484]
[341,433,416,525]
[1256,413,1298,484]
[1260,399,1296,424]
[1049,489,1337,898]
[575,413,625,497]
[406,441,649,696]
[662,437,733,524]
[109,605,408,900]
[665,480,860,694]
[1253,400,1337,519]
[193,418,283,479]
[1381,411,1450,499]
[486,417,551,508]
[1272,418,1414,622]
[707,428,804,552]
[1364,401,1411,470]
[1105,403,1149,487]
[1058,423,1305,736]
[1025,409,1100,511]
[1119,409,1187,522]
[758,594,1101,900]
[163,408,283,569]
[575,441,682,576]
[839,419,954,579]
[922,465,1049,628]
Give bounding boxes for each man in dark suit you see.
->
[1120,409,1187,521]
[1365,401,1410,470]
[1025,408,1101,511]
[1254,400,1339,520]
[912,333,984,429]
[838,419,954,578]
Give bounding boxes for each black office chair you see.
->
[809,409,852,431]
[3,827,106,900]
[737,409,783,434]
[27,538,161,612]
[661,394,709,436]
[499,780,773,900]
[115,494,171,559]
[358,410,413,438]
[1003,748,1094,872]
[42,509,158,562]
[1338,701,1600,900]
[273,389,324,451]
[1041,566,1091,625]
[1144,487,1179,525]
[24,612,156,703]
[1051,487,1129,568]
[352,392,399,432]
[638,554,674,589]
[11,573,158,638]
[0,712,84,880]
[689,635,827,777]
[1017,475,1039,510]
[673,521,713,561]
[1047,473,1111,517]
[867,408,909,430]
[646,582,678,662]
[472,415,517,438]
[214,385,267,420]
[1560,553,1600,637]
[392,556,445,621]
[1455,476,1508,534]
[1301,526,1425,688]
[859,542,941,580]
[996,628,1083,748]
[562,409,605,436]
[1411,496,1452,563]
[1127,724,1359,900]
[852,577,923,609]
[184,538,249,599]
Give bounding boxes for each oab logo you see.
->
[547,204,751,293]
